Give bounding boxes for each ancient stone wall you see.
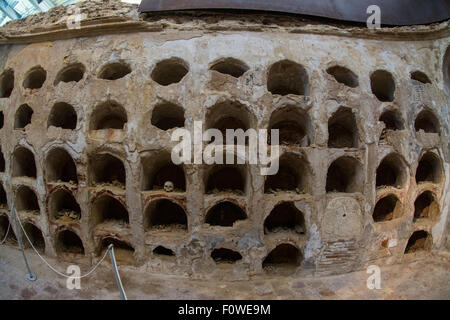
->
[0,0,448,279]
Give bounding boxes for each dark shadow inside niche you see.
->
[56,229,84,255]
[89,153,125,187]
[45,148,78,184]
[92,195,129,226]
[0,111,3,129]
[373,194,401,222]
[416,152,442,184]
[211,248,242,264]
[210,58,249,78]
[54,63,85,85]
[326,66,358,88]
[444,46,450,95]
[47,102,77,130]
[99,237,134,264]
[328,107,358,148]
[326,156,363,193]
[151,58,189,86]
[262,243,302,272]
[370,70,395,102]
[264,153,310,194]
[22,222,45,253]
[0,184,7,208]
[48,189,81,221]
[0,149,4,172]
[413,191,439,222]
[410,71,431,84]
[205,165,245,194]
[267,60,309,96]
[90,101,127,130]
[379,109,404,132]
[151,102,185,130]
[0,68,14,98]
[205,201,246,227]
[414,109,440,134]
[264,202,305,234]
[14,104,33,130]
[15,186,39,213]
[0,215,17,244]
[12,147,36,178]
[268,105,311,146]
[153,245,175,256]
[98,62,131,80]
[23,66,46,90]
[376,153,407,188]
[141,153,186,191]
[146,199,187,231]
[404,230,432,254]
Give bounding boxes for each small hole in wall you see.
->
[14,104,33,130]
[206,165,245,194]
[98,62,131,80]
[416,152,442,184]
[268,105,311,146]
[48,189,81,221]
[0,68,14,98]
[47,102,77,130]
[376,153,406,188]
[0,111,3,129]
[404,230,431,254]
[15,186,39,213]
[92,195,129,226]
[328,107,358,148]
[326,156,363,193]
[205,201,247,227]
[90,101,127,130]
[379,109,404,131]
[373,194,401,222]
[414,109,440,134]
[414,191,438,222]
[23,66,46,90]
[56,229,84,255]
[0,149,5,172]
[100,237,134,264]
[0,215,17,244]
[151,102,185,130]
[267,60,309,96]
[45,148,78,184]
[22,222,45,253]
[370,70,395,102]
[153,245,175,256]
[262,243,302,271]
[89,153,125,187]
[146,199,187,231]
[151,58,189,86]
[210,58,249,78]
[12,147,36,178]
[211,248,242,264]
[326,66,358,88]
[0,184,7,208]
[264,202,305,234]
[410,71,431,84]
[54,63,85,85]
[444,46,450,94]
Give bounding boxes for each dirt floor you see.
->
[0,245,449,300]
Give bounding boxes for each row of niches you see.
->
[0,101,442,143]
[2,145,444,193]
[0,57,436,101]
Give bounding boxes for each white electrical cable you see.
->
[0,220,10,245]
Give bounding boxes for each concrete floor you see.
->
[0,245,449,300]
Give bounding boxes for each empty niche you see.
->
[205,165,245,194]
[267,60,309,96]
[151,58,189,86]
[444,46,450,94]
[376,153,407,188]
[141,153,185,191]
[89,153,125,187]
[92,195,129,227]
[326,66,358,88]
[98,61,131,80]
[47,102,77,130]
[48,189,81,221]
[99,237,134,264]
[205,201,246,227]
[54,63,85,85]
[410,71,431,84]
[22,222,45,253]
[211,248,242,264]
[0,149,4,172]
[413,191,439,222]
[328,107,358,148]
[404,230,432,254]
[262,243,302,272]
[0,215,17,244]
[264,202,305,234]
[326,156,363,193]
[370,70,395,102]
[416,152,442,184]
[145,199,187,231]
[90,101,127,130]
[153,245,175,256]
[373,194,402,222]
[268,105,311,146]
[379,108,404,137]
[0,184,6,209]
[56,229,84,255]
[45,148,78,184]
[0,69,14,98]
[23,66,46,90]
[12,147,36,178]
[151,102,185,130]
[14,104,33,129]
[210,58,249,78]
[15,186,39,214]
[264,153,310,194]
[414,109,440,134]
